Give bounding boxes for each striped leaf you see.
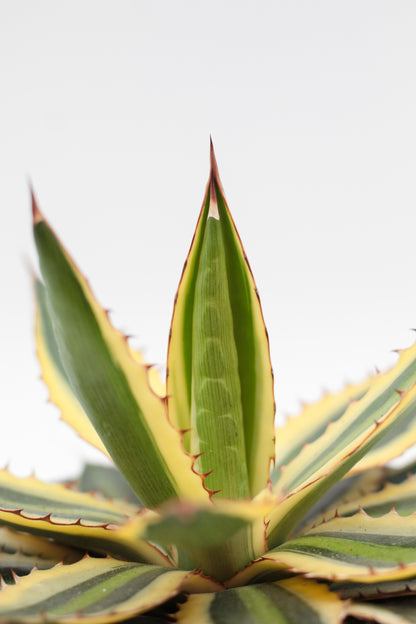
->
[294,468,385,537]
[167,142,275,498]
[0,550,78,581]
[349,369,416,476]
[266,512,416,584]
[0,556,189,623]
[317,477,416,522]
[268,341,416,547]
[32,193,208,509]
[273,342,416,497]
[0,526,81,579]
[271,375,372,483]
[332,575,416,600]
[176,578,346,624]
[273,362,416,484]
[0,469,132,525]
[0,470,166,565]
[0,526,79,562]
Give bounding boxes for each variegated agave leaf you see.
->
[167,140,275,499]
[4,143,416,623]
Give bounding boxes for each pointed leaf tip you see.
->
[31,187,43,225]
[208,139,224,219]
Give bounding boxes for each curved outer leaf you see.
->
[176,578,346,624]
[348,390,416,477]
[0,526,81,576]
[0,470,166,565]
[313,477,416,523]
[0,552,80,580]
[274,341,416,496]
[0,469,133,524]
[294,468,385,538]
[271,375,373,483]
[265,512,416,584]
[0,556,189,623]
[35,278,109,457]
[167,142,275,497]
[0,526,79,562]
[332,575,416,600]
[268,340,416,547]
[77,464,140,505]
[347,599,416,624]
[32,193,208,509]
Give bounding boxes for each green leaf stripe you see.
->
[278,532,416,567]
[35,278,109,457]
[36,279,69,387]
[0,557,188,623]
[212,185,275,497]
[191,215,250,499]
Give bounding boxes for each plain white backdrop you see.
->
[1,1,416,480]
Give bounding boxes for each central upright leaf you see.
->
[191,206,249,498]
[167,142,275,498]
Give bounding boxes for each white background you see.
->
[1,1,416,481]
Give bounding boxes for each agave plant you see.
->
[2,143,416,623]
